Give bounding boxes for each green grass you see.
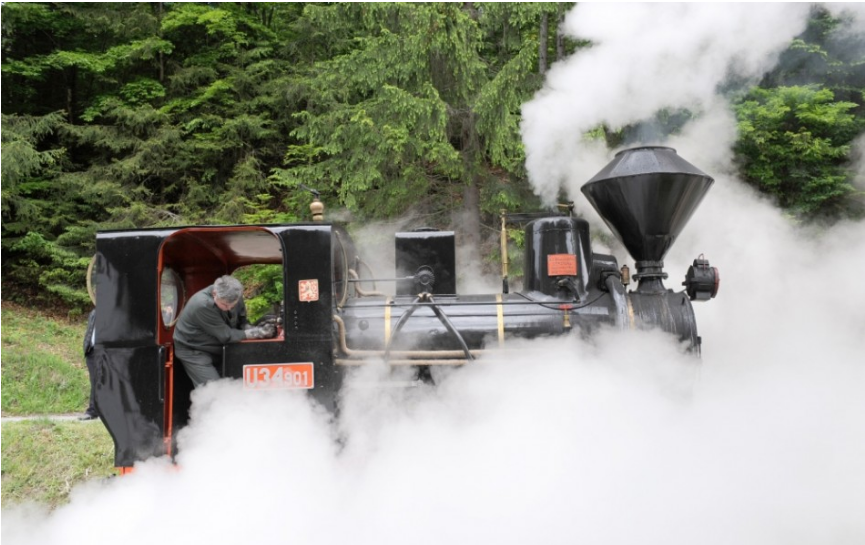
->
[1,302,90,415]
[1,419,115,508]
[2,301,115,509]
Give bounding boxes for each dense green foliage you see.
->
[734,85,860,216]
[233,263,284,322]
[2,3,864,312]
[733,8,865,218]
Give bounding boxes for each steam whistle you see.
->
[300,184,324,221]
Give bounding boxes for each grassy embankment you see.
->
[1,302,115,508]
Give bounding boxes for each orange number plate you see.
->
[548,254,577,276]
[243,363,314,390]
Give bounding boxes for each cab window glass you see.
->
[160,268,183,327]
[87,254,102,304]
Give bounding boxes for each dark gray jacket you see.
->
[173,285,249,354]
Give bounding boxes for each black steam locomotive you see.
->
[89,146,718,472]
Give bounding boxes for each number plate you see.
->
[243,363,314,390]
[547,254,577,276]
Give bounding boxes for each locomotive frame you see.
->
[88,146,719,472]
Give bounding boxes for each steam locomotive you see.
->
[89,146,718,472]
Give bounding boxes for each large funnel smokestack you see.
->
[581,146,713,289]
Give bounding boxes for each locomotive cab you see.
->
[92,222,349,471]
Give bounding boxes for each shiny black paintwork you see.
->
[93,231,171,465]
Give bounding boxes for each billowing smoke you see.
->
[521,3,812,209]
[4,4,865,545]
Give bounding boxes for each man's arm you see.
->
[195,306,247,344]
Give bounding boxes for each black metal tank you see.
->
[523,217,592,301]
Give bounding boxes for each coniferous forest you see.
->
[2,3,864,312]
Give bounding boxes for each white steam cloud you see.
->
[521,3,811,208]
[4,4,865,545]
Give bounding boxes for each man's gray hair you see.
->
[213,275,243,303]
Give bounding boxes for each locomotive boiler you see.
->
[89,146,718,472]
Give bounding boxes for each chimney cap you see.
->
[581,146,713,263]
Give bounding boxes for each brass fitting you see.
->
[310,198,324,221]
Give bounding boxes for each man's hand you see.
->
[253,315,280,328]
[245,323,277,339]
